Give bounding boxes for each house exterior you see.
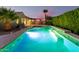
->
[16,12,33,26]
[16,12,45,27]
[16,12,27,25]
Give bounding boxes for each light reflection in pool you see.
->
[26,32,40,39]
[49,30,58,42]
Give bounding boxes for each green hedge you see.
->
[50,8,79,35]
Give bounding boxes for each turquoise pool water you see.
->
[1,26,79,52]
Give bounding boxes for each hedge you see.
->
[49,8,79,35]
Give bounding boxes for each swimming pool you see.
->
[0,26,79,52]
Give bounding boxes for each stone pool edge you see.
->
[52,26,79,46]
[0,27,32,49]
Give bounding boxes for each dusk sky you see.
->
[5,6,79,18]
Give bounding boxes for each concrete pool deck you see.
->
[0,28,28,48]
[57,27,79,39]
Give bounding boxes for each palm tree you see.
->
[43,9,48,24]
[0,7,19,31]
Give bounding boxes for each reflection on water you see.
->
[49,30,58,42]
[26,32,40,39]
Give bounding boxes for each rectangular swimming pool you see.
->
[0,26,79,52]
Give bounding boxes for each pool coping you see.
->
[52,26,79,46]
[0,27,31,49]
